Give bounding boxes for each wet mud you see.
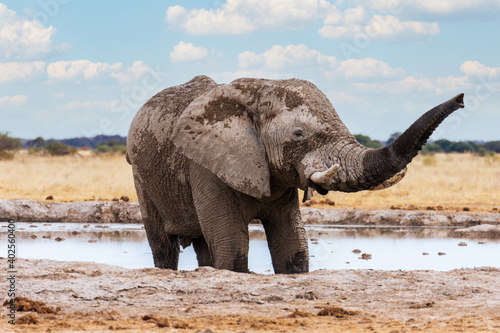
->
[2,259,500,332]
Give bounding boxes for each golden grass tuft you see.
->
[0,152,498,212]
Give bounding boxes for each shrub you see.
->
[422,154,437,166]
[354,134,382,149]
[46,141,76,156]
[95,140,127,154]
[0,132,22,160]
[422,142,442,154]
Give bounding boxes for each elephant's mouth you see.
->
[308,180,329,195]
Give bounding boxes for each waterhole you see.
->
[2,223,499,274]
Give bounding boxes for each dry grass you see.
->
[310,153,500,212]
[0,152,137,202]
[0,152,499,212]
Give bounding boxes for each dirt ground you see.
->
[2,258,500,332]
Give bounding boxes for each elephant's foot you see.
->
[151,233,180,270]
[285,251,309,274]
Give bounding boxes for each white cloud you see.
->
[170,42,208,63]
[329,58,405,79]
[0,3,68,60]
[0,61,45,83]
[327,91,359,104]
[59,100,117,110]
[165,0,335,35]
[0,94,28,106]
[238,44,403,80]
[354,75,469,95]
[46,59,123,81]
[319,15,439,41]
[53,92,65,99]
[239,44,337,71]
[360,0,500,16]
[110,60,153,84]
[164,1,442,41]
[460,60,500,78]
[46,59,156,84]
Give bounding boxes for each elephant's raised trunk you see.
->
[359,93,464,191]
[310,93,464,193]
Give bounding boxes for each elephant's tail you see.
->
[126,152,131,165]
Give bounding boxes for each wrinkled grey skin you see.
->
[127,75,464,274]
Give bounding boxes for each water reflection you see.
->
[1,223,499,274]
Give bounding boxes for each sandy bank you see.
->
[1,199,500,226]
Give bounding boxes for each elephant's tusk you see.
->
[310,164,340,185]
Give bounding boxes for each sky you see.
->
[0,0,499,141]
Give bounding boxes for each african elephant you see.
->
[126,75,464,274]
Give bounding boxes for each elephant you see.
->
[126,75,464,274]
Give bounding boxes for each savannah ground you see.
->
[1,152,500,332]
[0,151,499,211]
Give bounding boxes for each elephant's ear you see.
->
[172,86,271,198]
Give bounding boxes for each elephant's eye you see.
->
[293,129,304,139]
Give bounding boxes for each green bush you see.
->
[354,134,382,149]
[0,132,22,160]
[95,140,127,154]
[46,141,76,156]
[422,142,442,154]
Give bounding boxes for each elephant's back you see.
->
[128,76,217,156]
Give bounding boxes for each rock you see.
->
[120,196,130,202]
[438,252,446,256]
[458,242,467,246]
[46,195,53,200]
[325,198,335,206]
[360,253,372,260]
[55,237,65,242]
[352,249,361,254]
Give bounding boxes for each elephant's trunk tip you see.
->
[454,93,465,108]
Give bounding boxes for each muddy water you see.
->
[2,223,500,274]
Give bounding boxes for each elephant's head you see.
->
[172,76,464,199]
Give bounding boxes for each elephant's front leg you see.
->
[190,164,250,273]
[261,189,309,274]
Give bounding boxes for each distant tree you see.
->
[465,141,479,153]
[434,139,454,152]
[0,132,22,160]
[354,134,383,149]
[386,132,401,145]
[421,142,442,154]
[95,140,127,154]
[26,136,46,148]
[46,141,76,156]
[453,141,474,153]
[484,141,500,153]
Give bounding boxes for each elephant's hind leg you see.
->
[134,177,180,269]
[193,236,214,267]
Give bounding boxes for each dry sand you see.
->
[2,258,500,332]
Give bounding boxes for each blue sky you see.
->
[1,0,499,141]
